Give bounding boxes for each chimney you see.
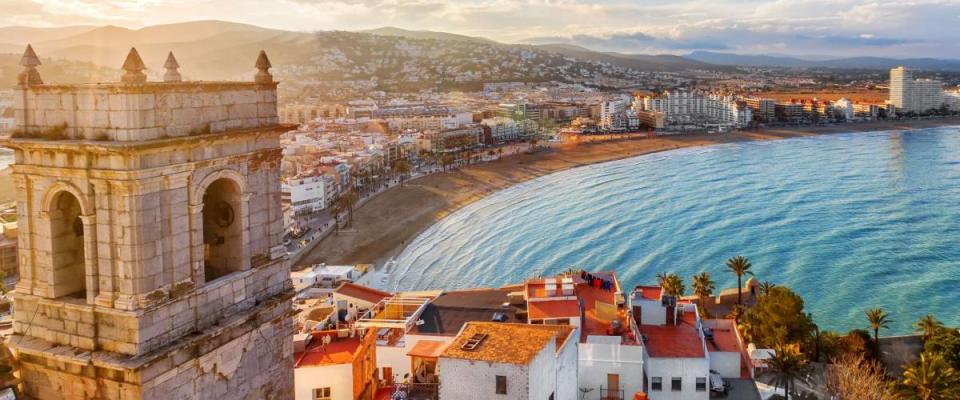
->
[18,44,43,86]
[121,47,147,84]
[163,51,182,82]
[255,50,273,84]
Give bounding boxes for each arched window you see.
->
[202,178,244,282]
[49,191,86,299]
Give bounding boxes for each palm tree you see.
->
[894,352,960,400]
[392,159,411,187]
[725,255,754,306]
[914,314,944,341]
[768,344,809,400]
[692,271,715,306]
[335,190,359,227]
[865,308,891,350]
[655,271,669,286]
[662,273,685,297]
[759,281,777,297]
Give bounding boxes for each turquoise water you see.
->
[389,127,960,334]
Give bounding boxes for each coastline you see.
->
[300,118,960,270]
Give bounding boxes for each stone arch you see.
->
[41,181,93,217]
[43,189,89,299]
[192,169,250,284]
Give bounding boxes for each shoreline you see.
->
[299,117,960,271]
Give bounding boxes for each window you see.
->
[672,377,682,392]
[495,375,507,395]
[651,377,662,391]
[313,387,331,400]
[696,377,707,391]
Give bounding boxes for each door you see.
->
[607,374,620,399]
[383,367,394,386]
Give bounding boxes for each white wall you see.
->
[708,351,740,379]
[555,336,579,400]
[295,363,353,400]
[529,343,557,400]
[438,358,529,400]
[644,357,710,400]
[578,339,645,400]
[376,334,455,383]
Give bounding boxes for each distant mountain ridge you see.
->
[686,50,960,71]
[0,21,729,82]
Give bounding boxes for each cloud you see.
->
[0,0,957,57]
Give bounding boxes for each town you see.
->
[0,15,958,400]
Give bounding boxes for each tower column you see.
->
[188,203,204,285]
[80,214,98,305]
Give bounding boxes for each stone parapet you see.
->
[13,258,291,357]
[11,81,279,142]
[11,289,294,400]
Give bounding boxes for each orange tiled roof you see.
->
[407,340,448,359]
[335,282,391,304]
[440,322,574,365]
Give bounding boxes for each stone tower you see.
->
[3,46,294,399]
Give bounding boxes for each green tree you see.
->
[866,308,892,350]
[334,190,359,227]
[914,315,945,341]
[893,352,960,400]
[742,286,816,347]
[725,255,754,306]
[923,327,960,371]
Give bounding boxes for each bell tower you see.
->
[3,46,295,399]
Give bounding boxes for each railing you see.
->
[392,383,439,400]
[599,386,624,400]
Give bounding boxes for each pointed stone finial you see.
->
[17,44,43,86]
[121,47,147,84]
[254,50,273,84]
[163,51,182,82]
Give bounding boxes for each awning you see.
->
[407,340,448,359]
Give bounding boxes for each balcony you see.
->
[599,386,624,400]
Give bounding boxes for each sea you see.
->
[389,126,960,334]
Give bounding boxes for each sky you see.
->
[2,0,959,58]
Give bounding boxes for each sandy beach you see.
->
[298,118,960,270]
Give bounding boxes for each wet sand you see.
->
[293,119,960,269]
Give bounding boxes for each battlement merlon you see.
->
[10,81,279,142]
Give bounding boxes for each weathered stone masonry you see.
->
[3,47,296,399]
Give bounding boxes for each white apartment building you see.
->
[437,322,578,400]
[600,96,630,131]
[636,91,751,130]
[282,175,334,215]
[889,67,945,114]
[481,117,520,143]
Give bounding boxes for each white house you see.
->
[291,264,364,292]
[294,329,378,400]
[631,289,711,400]
[437,322,578,400]
[282,175,334,215]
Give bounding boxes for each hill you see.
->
[537,43,724,72]
[686,50,960,71]
[362,27,499,45]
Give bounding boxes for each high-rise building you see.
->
[889,67,944,114]
[5,46,294,399]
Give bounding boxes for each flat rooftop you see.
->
[412,287,523,335]
[575,271,638,345]
[640,310,705,358]
[295,331,364,367]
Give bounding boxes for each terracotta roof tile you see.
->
[334,282,391,304]
[440,322,573,365]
